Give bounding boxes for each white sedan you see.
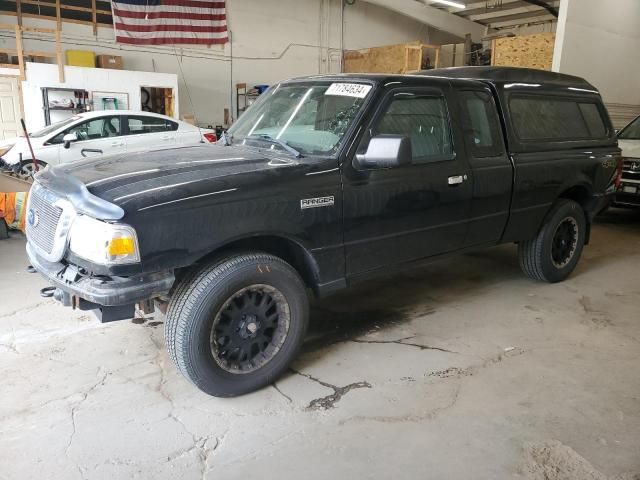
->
[0,110,216,178]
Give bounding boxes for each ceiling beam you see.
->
[360,0,487,42]
[489,13,555,28]
[521,0,559,17]
[457,0,531,17]
[468,1,559,21]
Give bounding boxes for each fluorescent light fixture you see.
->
[430,0,466,9]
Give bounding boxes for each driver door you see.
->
[50,115,124,162]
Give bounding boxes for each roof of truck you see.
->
[417,66,597,92]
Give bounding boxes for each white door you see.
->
[124,115,176,154]
[0,76,22,140]
[51,115,125,163]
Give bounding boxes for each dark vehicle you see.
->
[614,115,640,207]
[25,67,621,397]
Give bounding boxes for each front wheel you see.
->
[17,160,47,180]
[518,199,587,283]
[164,252,309,397]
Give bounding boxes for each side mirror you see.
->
[62,132,78,149]
[355,135,412,169]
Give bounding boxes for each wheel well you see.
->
[558,185,593,243]
[186,235,320,293]
[559,185,591,209]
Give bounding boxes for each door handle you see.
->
[81,148,103,157]
[448,174,467,186]
[111,141,125,147]
[161,136,171,141]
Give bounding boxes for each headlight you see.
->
[0,143,14,157]
[69,215,140,265]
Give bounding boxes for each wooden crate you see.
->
[491,32,555,71]
[344,41,441,74]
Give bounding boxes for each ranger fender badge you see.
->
[300,196,335,209]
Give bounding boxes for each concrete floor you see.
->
[1,209,639,480]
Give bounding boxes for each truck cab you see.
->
[25,67,620,397]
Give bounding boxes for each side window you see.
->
[126,115,170,135]
[49,116,121,144]
[374,92,453,163]
[510,95,608,141]
[578,103,607,137]
[460,90,504,158]
[167,120,179,131]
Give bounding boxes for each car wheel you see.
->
[518,199,586,283]
[17,160,47,180]
[164,252,309,397]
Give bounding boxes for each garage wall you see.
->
[0,0,449,127]
[552,0,640,127]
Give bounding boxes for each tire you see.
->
[518,199,587,283]
[17,160,47,180]
[164,252,309,397]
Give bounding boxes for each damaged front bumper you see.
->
[27,242,175,322]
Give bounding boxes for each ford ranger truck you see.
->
[25,67,621,397]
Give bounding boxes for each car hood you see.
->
[48,144,303,215]
[619,139,640,159]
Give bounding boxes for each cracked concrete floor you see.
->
[1,208,639,480]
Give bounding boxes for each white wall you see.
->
[553,0,640,119]
[0,0,459,128]
[21,62,178,132]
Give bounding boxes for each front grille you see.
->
[622,159,640,180]
[26,183,63,255]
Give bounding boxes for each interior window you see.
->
[375,93,453,163]
[126,115,170,135]
[49,116,120,144]
[510,95,607,141]
[460,90,504,158]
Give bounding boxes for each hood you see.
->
[0,137,32,164]
[619,139,640,159]
[50,144,302,214]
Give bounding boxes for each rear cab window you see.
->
[459,90,504,158]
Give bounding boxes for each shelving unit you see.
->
[41,87,88,126]
[236,83,261,118]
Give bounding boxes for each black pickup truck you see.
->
[25,67,621,397]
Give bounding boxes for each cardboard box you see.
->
[66,50,96,67]
[97,55,123,70]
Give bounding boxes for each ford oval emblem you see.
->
[27,208,39,227]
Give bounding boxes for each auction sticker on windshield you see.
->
[325,83,372,98]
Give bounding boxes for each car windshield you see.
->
[29,116,81,138]
[227,81,373,156]
[618,116,640,140]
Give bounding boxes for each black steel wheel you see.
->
[519,199,586,283]
[165,252,309,397]
[210,284,290,373]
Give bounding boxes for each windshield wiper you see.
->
[246,134,302,158]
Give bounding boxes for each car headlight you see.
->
[69,215,140,265]
[0,143,14,157]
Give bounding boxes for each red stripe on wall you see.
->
[115,22,227,32]
[113,8,226,20]
[116,35,228,45]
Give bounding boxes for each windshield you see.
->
[227,81,372,156]
[30,116,81,138]
[619,116,640,140]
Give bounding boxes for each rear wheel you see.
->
[164,252,309,397]
[518,199,586,283]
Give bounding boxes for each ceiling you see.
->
[426,0,560,30]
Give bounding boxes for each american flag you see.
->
[111,0,229,46]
